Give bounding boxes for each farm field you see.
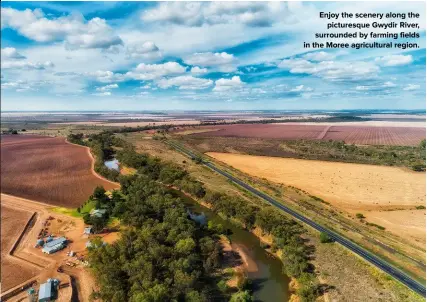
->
[206,153,426,211]
[188,123,426,146]
[1,135,118,207]
[206,152,426,249]
[363,209,426,247]
[1,204,38,291]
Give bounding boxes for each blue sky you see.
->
[1,1,426,111]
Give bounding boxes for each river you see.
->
[176,191,291,301]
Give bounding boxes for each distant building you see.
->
[83,227,93,235]
[42,237,67,254]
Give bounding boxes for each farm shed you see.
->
[38,281,53,301]
[84,227,93,235]
[45,237,67,248]
[42,237,67,254]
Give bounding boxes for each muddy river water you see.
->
[181,193,291,301]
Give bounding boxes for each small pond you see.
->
[104,158,119,171]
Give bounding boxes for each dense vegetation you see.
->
[79,131,320,301]
[88,175,227,301]
[281,139,426,171]
[182,136,426,171]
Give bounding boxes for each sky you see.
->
[1,1,426,111]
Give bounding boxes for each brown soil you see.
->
[1,204,39,291]
[1,135,118,207]
[189,123,425,146]
[0,194,98,301]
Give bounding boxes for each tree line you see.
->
[77,131,320,301]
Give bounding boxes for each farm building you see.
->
[35,239,45,247]
[84,227,93,235]
[42,237,67,254]
[38,279,59,301]
[90,209,107,218]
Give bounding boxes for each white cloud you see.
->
[92,91,112,96]
[290,85,313,92]
[157,75,213,90]
[303,51,335,61]
[403,84,420,91]
[1,8,122,50]
[96,83,119,92]
[278,58,379,81]
[126,41,162,60]
[355,82,397,91]
[213,76,244,91]
[185,52,234,67]
[1,60,54,70]
[126,62,187,80]
[141,2,288,27]
[190,66,208,74]
[86,70,125,83]
[1,47,26,59]
[374,55,413,67]
[1,79,50,92]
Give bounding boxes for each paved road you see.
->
[168,141,426,297]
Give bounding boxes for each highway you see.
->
[167,141,426,297]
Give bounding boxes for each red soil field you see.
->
[1,205,37,291]
[1,135,119,207]
[324,126,426,146]
[191,124,325,140]
[190,124,425,146]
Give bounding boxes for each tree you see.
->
[229,291,253,302]
[319,232,333,243]
[355,213,365,219]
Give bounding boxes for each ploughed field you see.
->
[187,124,425,146]
[1,205,37,291]
[1,135,118,207]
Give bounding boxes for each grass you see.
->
[51,199,95,218]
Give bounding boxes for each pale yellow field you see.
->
[206,152,426,211]
[364,210,426,247]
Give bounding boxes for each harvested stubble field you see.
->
[207,152,426,247]
[206,153,426,211]
[187,123,425,146]
[1,135,118,207]
[1,205,38,291]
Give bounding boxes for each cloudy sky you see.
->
[1,1,426,111]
